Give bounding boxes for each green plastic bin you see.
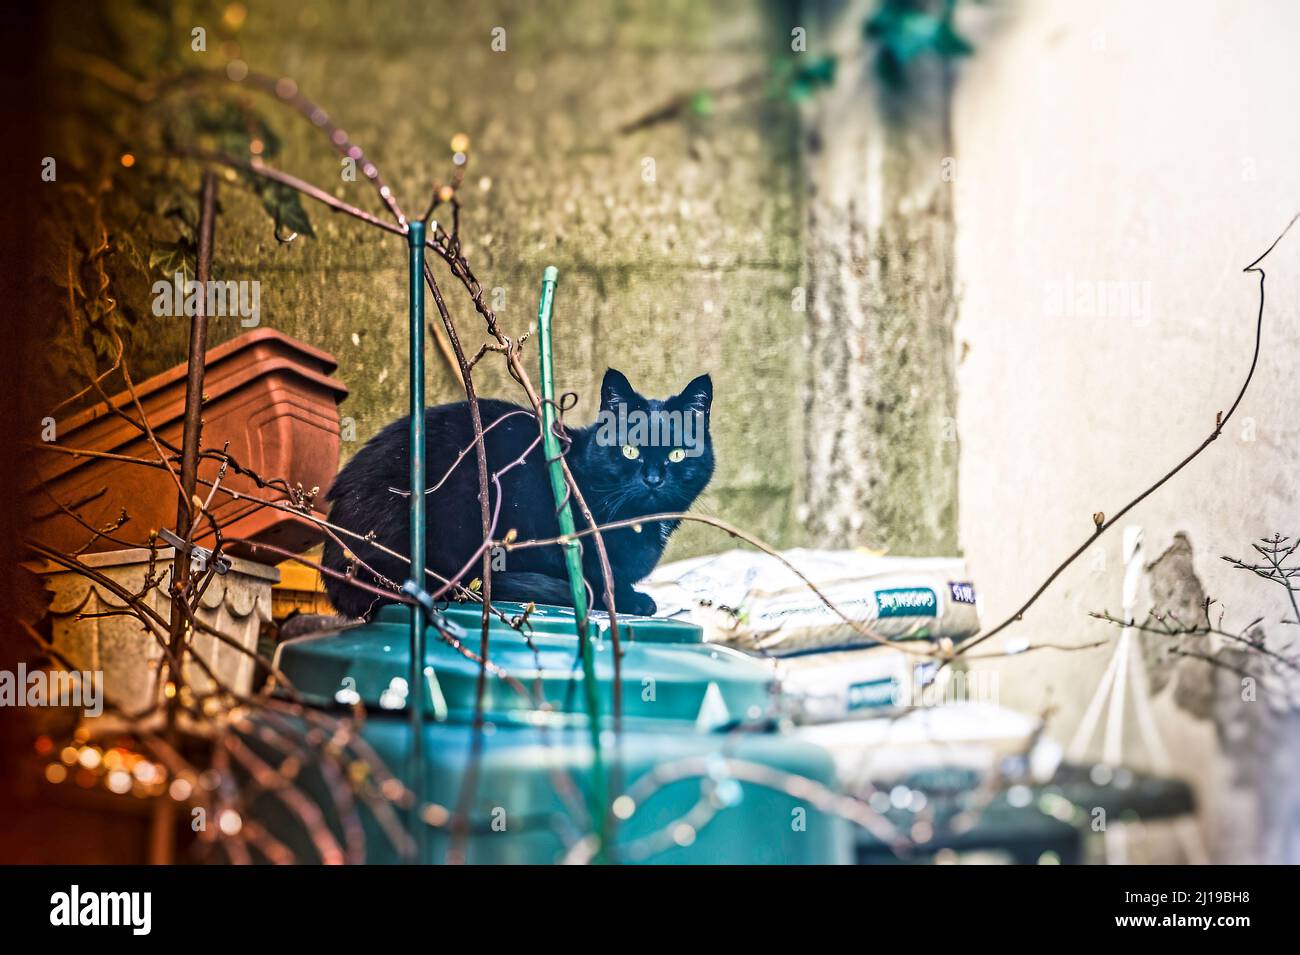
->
[264,602,851,864]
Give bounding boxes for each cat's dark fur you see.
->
[320,369,714,618]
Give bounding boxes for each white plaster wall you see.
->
[953,0,1300,862]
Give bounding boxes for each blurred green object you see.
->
[864,0,974,88]
[688,91,715,116]
[534,264,608,856]
[264,604,851,863]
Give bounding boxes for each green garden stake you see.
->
[406,219,427,860]
[535,265,609,859]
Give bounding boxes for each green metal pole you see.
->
[535,266,608,860]
[406,220,427,861]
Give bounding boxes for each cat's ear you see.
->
[676,374,713,415]
[600,368,635,410]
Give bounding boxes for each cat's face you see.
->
[578,368,715,518]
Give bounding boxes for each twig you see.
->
[955,213,1299,657]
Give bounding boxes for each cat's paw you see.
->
[610,589,656,617]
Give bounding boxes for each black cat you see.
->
[320,369,714,618]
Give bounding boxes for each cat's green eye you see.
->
[668,448,686,463]
[622,445,640,460]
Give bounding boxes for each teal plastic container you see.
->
[269,603,851,864]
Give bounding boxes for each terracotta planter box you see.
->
[29,546,278,717]
[29,329,349,559]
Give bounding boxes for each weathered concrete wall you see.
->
[82,0,804,559]
[799,0,960,556]
[953,0,1300,862]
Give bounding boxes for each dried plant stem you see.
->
[955,213,1298,657]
